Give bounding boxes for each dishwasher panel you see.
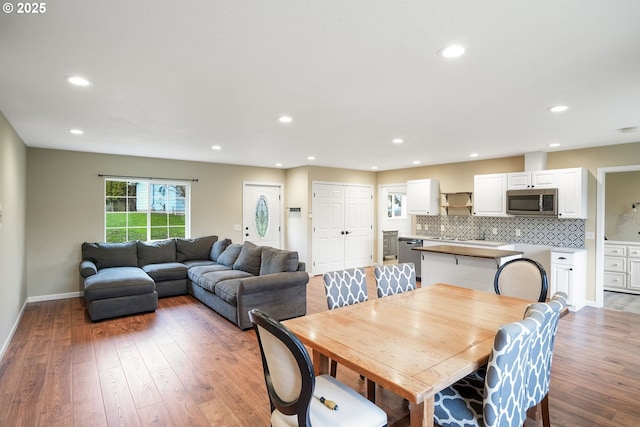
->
[398,238,423,280]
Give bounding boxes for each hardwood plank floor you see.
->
[1,270,640,426]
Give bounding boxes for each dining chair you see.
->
[523,291,567,427]
[494,258,548,302]
[374,262,416,298]
[248,309,388,427]
[322,268,374,399]
[433,307,540,427]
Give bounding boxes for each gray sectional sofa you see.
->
[79,236,309,328]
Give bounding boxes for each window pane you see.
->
[168,227,185,238]
[106,197,126,212]
[106,212,126,227]
[150,227,168,240]
[151,212,168,226]
[128,212,147,227]
[168,213,185,226]
[106,228,126,243]
[129,228,147,241]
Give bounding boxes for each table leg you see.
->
[409,397,433,427]
[312,350,330,376]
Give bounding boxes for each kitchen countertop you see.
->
[399,234,511,248]
[414,244,524,261]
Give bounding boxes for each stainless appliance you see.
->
[506,188,558,216]
[398,237,423,280]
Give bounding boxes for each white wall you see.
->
[0,111,27,358]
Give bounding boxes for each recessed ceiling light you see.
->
[307,156,315,160]
[66,76,91,86]
[211,145,222,150]
[69,129,84,135]
[549,143,560,148]
[412,160,421,165]
[439,44,465,58]
[275,163,283,167]
[392,138,404,144]
[469,153,479,158]
[279,116,293,123]
[371,166,379,170]
[548,105,568,113]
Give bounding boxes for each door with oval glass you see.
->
[242,182,282,248]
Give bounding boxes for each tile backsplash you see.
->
[415,215,585,248]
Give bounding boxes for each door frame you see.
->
[242,181,284,249]
[596,164,640,308]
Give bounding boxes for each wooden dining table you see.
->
[283,283,533,427]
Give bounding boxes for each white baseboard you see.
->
[0,300,27,362]
[27,291,83,303]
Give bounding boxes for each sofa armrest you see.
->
[238,271,309,295]
[80,260,98,278]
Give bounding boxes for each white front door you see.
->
[243,183,282,248]
[312,182,373,275]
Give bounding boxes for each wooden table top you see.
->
[284,283,531,405]
[414,244,524,260]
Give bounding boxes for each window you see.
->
[387,193,407,219]
[105,179,190,242]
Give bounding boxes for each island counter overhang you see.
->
[414,244,524,292]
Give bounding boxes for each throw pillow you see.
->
[210,238,232,261]
[81,241,138,270]
[233,241,263,276]
[137,239,176,266]
[217,243,243,267]
[260,247,299,275]
[175,235,218,262]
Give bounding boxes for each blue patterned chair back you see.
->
[322,268,368,310]
[483,313,539,427]
[523,292,567,409]
[374,263,416,298]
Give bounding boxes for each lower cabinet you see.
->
[604,242,640,294]
[550,249,587,311]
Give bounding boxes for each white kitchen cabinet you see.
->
[507,170,557,190]
[550,249,586,311]
[473,173,508,217]
[556,167,588,219]
[604,242,640,294]
[406,179,439,215]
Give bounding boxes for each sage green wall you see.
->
[0,111,27,356]
[604,171,640,242]
[26,148,286,298]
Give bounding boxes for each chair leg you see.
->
[366,378,376,403]
[330,359,337,377]
[541,394,550,427]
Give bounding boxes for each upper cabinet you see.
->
[406,179,439,215]
[473,173,509,217]
[507,170,557,190]
[556,167,588,219]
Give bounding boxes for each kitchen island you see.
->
[415,244,523,292]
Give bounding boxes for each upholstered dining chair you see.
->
[249,309,387,427]
[494,258,548,302]
[322,268,374,399]
[523,292,567,427]
[374,262,416,298]
[433,308,540,427]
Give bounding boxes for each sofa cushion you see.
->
[194,269,253,296]
[176,235,218,262]
[233,241,262,276]
[82,241,138,270]
[188,264,231,286]
[142,262,187,282]
[182,259,216,269]
[260,247,300,275]
[84,267,155,301]
[210,238,232,261]
[217,243,242,267]
[137,239,176,266]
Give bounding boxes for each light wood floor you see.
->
[2,271,640,426]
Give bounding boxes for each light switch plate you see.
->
[585,231,595,240]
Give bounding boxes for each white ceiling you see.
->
[1,1,639,171]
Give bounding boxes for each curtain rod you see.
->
[98,174,198,182]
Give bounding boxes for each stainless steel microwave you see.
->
[506,188,558,216]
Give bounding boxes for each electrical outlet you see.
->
[441,224,445,232]
[515,229,521,237]
[492,228,498,235]
[585,231,595,240]
[416,224,422,231]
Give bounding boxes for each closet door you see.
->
[312,183,373,275]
